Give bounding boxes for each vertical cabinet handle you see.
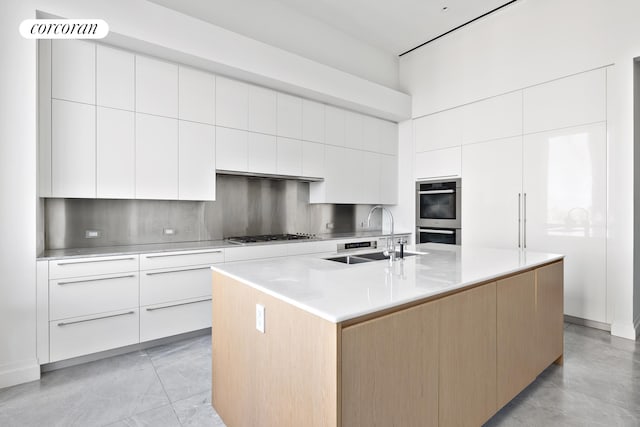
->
[523,193,527,249]
[518,193,522,248]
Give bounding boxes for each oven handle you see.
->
[418,228,455,235]
[419,190,455,195]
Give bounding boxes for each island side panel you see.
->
[535,260,564,370]
[341,299,439,427]
[439,282,497,427]
[212,271,339,427]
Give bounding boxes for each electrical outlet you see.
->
[85,230,101,239]
[256,304,265,333]
[163,228,175,235]
[326,222,334,230]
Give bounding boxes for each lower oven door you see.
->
[417,228,461,245]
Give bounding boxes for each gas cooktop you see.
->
[226,233,316,244]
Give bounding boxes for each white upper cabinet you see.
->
[51,100,96,198]
[380,154,398,205]
[523,123,607,322]
[277,93,303,139]
[179,66,215,125]
[96,44,134,110]
[325,105,346,146]
[216,126,248,171]
[276,137,303,176]
[461,136,523,250]
[378,120,398,155]
[248,132,277,174]
[413,108,461,153]
[179,121,216,201]
[97,107,135,198]
[345,111,364,150]
[135,56,178,118]
[415,147,461,181]
[248,86,277,135]
[523,68,606,134]
[310,145,357,204]
[216,77,249,130]
[302,141,324,178]
[302,100,324,143]
[52,40,95,105]
[360,151,381,203]
[461,91,522,145]
[135,113,178,200]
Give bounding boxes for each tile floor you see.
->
[0,324,638,426]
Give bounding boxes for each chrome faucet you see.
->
[367,205,395,262]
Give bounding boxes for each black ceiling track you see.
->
[399,0,519,57]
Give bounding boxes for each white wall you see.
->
[399,0,640,339]
[0,0,409,389]
[634,59,640,336]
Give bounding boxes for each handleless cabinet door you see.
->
[249,85,277,135]
[378,119,398,155]
[325,105,346,147]
[380,154,398,205]
[301,141,324,178]
[135,113,178,200]
[302,99,324,143]
[97,107,135,198]
[52,40,95,104]
[248,132,277,174]
[51,99,96,198]
[523,123,606,322]
[276,137,303,176]
[345,111,363,150]
[216,127,248,171]
[461,91,522,145]
[135,56,178,118]
[415,147,461,181]
[96,44,134,110]
[523,68,606,134]
[462,136,522,249]
[360,151,381,204]
[179,66,215,125]
[277,93,302,139]
[414,108,461,153]
[179,121,216,201]
[216,77,248,130]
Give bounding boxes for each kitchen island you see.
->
[211,243,564,427]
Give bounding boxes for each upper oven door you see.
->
[416,179,461,228]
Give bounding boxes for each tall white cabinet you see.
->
[416,68,608,324]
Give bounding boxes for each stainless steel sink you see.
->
[326,251,418,264]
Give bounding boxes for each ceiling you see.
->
[148,0,517,56]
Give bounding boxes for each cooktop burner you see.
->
[226,233,315,244]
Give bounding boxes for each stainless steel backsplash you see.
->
[44,175,382,249]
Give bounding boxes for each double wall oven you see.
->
[416,178,461,245]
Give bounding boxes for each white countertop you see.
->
[211,243,564,323]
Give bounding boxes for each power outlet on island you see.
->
[256,304,265,333]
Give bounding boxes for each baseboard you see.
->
[42,328,210,372]
[0,359,40,390]
[610,320,638,341]
[564,315,610,332]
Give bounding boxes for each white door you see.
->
[248,132,277,174]
[302,100,324,143]
[51,40,95,104]
[301,141,324,178]
[324,105,345,147]
[216,127,248,171]
[276,137,303,176]
[523,123,607,322]
[135,114,178,200]
[461,137,523,249]
[179,121,216,201]
[135,56,178,118]
[248,86,277,135]
[179,66,215,125]
[51,100,96,198]
[96,44,134,111]
[277,93,302,139]
[215,77,248,130]
[97,107,135,198]
[380,154,398,205]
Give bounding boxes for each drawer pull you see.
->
[57,310,135,327]
[57,274,136,285]
[145,266,212,276]
[146,298,212,312]
[57,257,136,265]
[144,250,222,259]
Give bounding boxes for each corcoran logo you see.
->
[19,19,109,39]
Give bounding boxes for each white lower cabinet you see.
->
[140,298,211,342]
[140,266,212,306]
[49,309,139,362]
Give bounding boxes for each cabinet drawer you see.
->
[49,255,139,279]
[49,309,139,362]
[141,266,212,306]
[287,241,336,256]
[140,298,211,342]
[50,273,139,320]
[224,244,290,262]
[140,249,224,270]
